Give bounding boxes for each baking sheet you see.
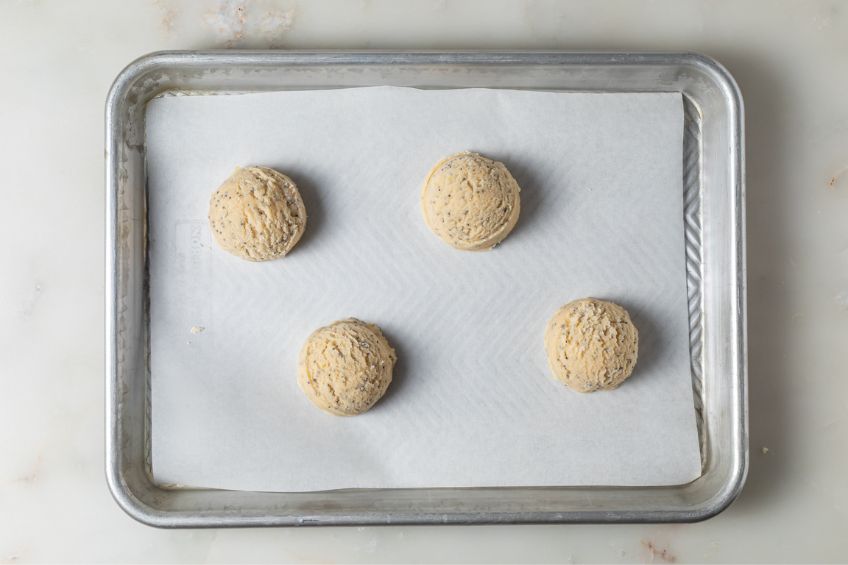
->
[146,86,701,491]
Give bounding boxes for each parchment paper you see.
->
[146,87,702,491]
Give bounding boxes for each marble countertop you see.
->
[1,0,846,562]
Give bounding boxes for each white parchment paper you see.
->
[146,87,701,491]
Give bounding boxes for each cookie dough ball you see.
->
[208,166,307,261]
[544,298,639,393]
[298,318,397,416]
[421,151,521,251]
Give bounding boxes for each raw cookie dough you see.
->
[298,318,397,416]
[208,166,307,261]
[421,151,521,251]
[544,298,639,393]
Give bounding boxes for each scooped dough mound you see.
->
[208,166,307,261]
[420,151,521,251]
[298,318,397,416]
[544,298,639,393]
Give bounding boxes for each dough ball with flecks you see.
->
[421,151,521,251]
[544,298,639,392]
[298,318,397,416]
[208,166,307,261]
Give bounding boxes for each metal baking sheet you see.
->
[106,51,747,526]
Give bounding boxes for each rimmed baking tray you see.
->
[105,51,747,526]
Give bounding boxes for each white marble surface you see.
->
[1,0,846,562]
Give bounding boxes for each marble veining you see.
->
[1,0,846,562]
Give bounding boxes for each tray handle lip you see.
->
[104,48,750,78]
[104,49,166,530]
[676,51,749,522]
